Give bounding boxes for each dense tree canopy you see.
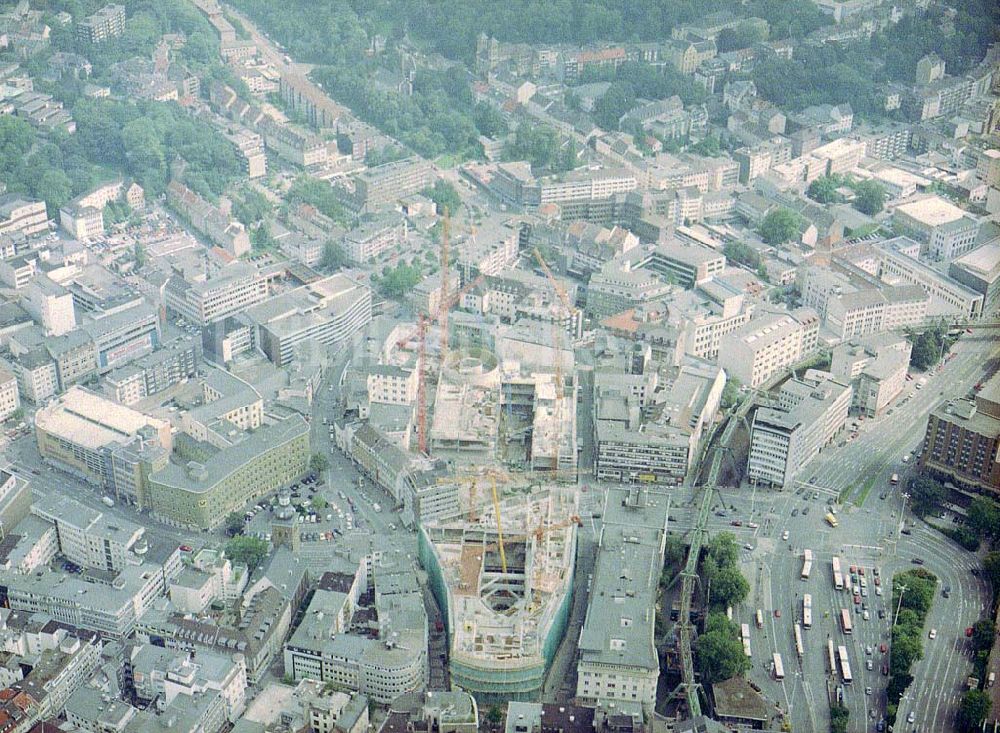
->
[694,629,750,684]
[853,180,886,216]
[758,207,801,245]
[225,536,269,570]
[957,690,992,733]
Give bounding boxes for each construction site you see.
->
[417,480,580,703]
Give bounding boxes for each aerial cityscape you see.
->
[0,0,998,732]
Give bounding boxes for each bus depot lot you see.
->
[738,501,988,733]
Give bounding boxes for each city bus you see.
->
[840,608,853,635]
[794,623,804,659]
[890,473,899,486]
[802,594,813,629]
[837,645,853,684]
[773,652,785,680]
[825,512,839,528]
[827,639,837,674]
[756,609,764,628]
[832,556,844,591]
[801,548,813,580]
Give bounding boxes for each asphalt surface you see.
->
[725,330,997,733]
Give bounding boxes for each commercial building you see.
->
[284,557,427,704]
[576,487,668,716]
[164,262,268,325]
[76,4,125,43]
[419,488,576,703]
[148,415,309,529]
[747,376,852,487]
[4,560,170,639]
[0,194,48,238]
[717,308,820,388]
[948,239,1000,314]
[34,386,173,490]
[245,274,372,367]
[594,362,725,485]
[892,196,981,261]
[136,585,291,684]
[105,337,201,406]
[811,138,866,176]
[23,276,76,336]
[919,373,1000,496]
[584,260,673,319]
[83,301,161,372]
[261,120,328,168]
[129,644,248,723]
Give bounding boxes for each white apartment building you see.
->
[367,365,417,405]
[23,276,76,336]
[874,237,984,317]
[0,366,19,422]
[747,376,852,486]
[0,195,48,237]
[717,308,820,388]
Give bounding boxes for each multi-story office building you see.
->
[148,416,309,529]
[747,376,852,487]
[31,493,145,573]
[0,366,20,422]
[831,333,912,417]
[367,365,418,406]
[46,330,98,390]
[164,262,268,325]
[893,196,981,261]
[639,241,726,288]
[919,373,1000,496]
[246,274,372,367]
[576,487,668,716]
[585,260,673,318]
[0,195,48,238]
[717,308,820,388]
[76,4,125,43]
[870,237,984,318]
[948,239,1000,314]
[11,349,59,404]
[260,120,328,168]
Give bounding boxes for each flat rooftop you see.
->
[895,195,967,227]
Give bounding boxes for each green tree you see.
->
[694,629,750,683]
[907,325,946,371]
[225,536,269,570]
[889,627,923,676]
[422,180,462,214]
[720,378,742,410]
[320,240,348,270]
[663,534,687,570]
[984,552,1000,593]
[829,703,849,733]
[310,453,330,473]
[485,705,503,727]
[966,496,1000,541]
[706,532,740,569]
[311,495,328,511]
[134,242,146,268]
[225,511,245,537]
[807,175,842,204]
[853,180,886,215]
[35,168,74,214]
[957,690,992,733]
[971,620,996,653]
[704,611,738,638]
[758,207,801,245]
[908,476,945,518]
[473,101,508,138]
[6,407,24,423]
[378,263,422,298]
[711,565,750,608]
[723,241,763,270]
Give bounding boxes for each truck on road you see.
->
[101,496,115,507]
